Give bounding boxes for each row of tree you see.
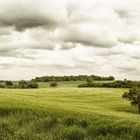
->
[78,80,140,88]
[0,80,39,89]
[33,75,115,82]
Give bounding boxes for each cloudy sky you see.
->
[0,0,140,80]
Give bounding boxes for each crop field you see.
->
[0,83,140,140]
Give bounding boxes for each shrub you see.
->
[50,82,58,87]
[122,87,140,114]
[18,80,38,89]
[27,81,39,88]
[0,84,4,88]
[5,81,13,88]
[18,80,28,89]
[0,80,38,89]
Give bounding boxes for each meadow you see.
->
[0,82,140,140]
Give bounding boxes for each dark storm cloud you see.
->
[0,0,65,31]
[0,9,59,31]
[0,17,58,31]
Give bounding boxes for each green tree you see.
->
[122,87,140,114]
[50,82,58,87]
[28,81,39,88]
[18,80,28,89]
[18,80,38,89]
[0,84,4,88]
[5,81,13,87]
[86,78,93,83]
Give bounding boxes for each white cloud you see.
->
[0,0,140,80]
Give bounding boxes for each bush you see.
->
[27,81,39,88]
[0,84,4,88]
[0,80,38,89]
[122,87,140,114]
[18,80,38,89]
[5,81,13,88]
[50,82,58,87]
[18,80,28,89]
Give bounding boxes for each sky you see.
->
[0,0,140,80]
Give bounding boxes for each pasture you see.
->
[0,83,140,140]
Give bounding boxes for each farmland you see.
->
[0,82,140,139]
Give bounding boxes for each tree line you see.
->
[33,75,115,82]
[0,80,38,89]
[78,79,140,88]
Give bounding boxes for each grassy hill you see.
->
[0,87,140,139]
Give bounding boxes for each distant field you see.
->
[38,81,85,88]
[0,87,140,140]
[38,80,113,88]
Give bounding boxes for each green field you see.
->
[0,83,140,139]
[37,81,85,88]
[38,81,113,88]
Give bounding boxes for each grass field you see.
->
[0,83,140,139]
[38,81,85,88]
[38,81,113,88]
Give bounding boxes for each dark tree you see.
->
[5,81,13,87]
[18,80,28,89]
[18,80,38,89]
[86,77,93,83]
[0,84,4,88]
[33,75,115,82]
[50,82,58,87]
[122,87,140,114]
[28,81,39,88]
